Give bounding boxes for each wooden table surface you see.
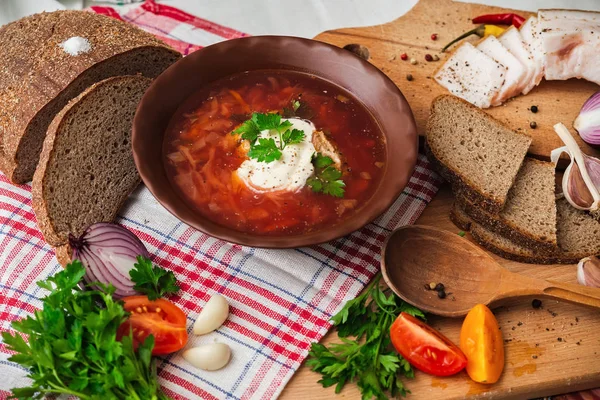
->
[281,185,600,399]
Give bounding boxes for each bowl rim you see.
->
[132,35,418,248]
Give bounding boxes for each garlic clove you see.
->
[193,294,229,335]
[577,256,600,288]
[552,123,600,213]
[182,343,232,371]
[566,162,595,209]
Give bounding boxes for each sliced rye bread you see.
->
[455,158,558,253]
[32,75,151,247]
[0,10,180,183]
[425,95,532,214]
[450,199,600,264]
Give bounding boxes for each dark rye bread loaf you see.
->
[456,158,558,253]
[32,75,151,246]
[450,199,600,264]
[0,10,180,183]
[426,95,532,214]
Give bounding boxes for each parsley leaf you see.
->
[307,153,346,198]
[233,112,307,163]
[251,112,281,130]
[129,256,180,301]
[282,128,306,145]
[233,120,260,144]
[307,275,424,400]
[3,260,170,400]
[247,137,283,163]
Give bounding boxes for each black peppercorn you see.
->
[531,105,538,113]
[437,290,446,299]
[532,299,542,309]
[343,44,370,60]
[434,283,445,292]
[530,121,537,129]
[425,54,433,62]
[406,74,414,81]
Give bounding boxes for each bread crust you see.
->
[452,202,584,265]
[54,244,73,267]
[0,10,180,183]
[448,202,472,231]
[32,76,147,247]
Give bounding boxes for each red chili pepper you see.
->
[472,13,526,28]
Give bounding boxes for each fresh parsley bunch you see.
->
[233,112,306,163]
[307,275,425,400]
[2,261,169,400]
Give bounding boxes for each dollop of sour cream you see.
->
[236,118,316,192]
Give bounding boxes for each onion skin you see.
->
[69,222,150,297]
[574,91,600,147]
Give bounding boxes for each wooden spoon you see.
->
[381,225,600,317]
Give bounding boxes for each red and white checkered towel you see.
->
[0,1,443,399]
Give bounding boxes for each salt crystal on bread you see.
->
[59,36,92,56]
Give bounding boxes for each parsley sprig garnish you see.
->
[307,153,346,198]
[2,261,169,400]
[232,112,306,163]
[129,256,180,301]
[307,275,425,399]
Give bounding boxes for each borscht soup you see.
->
[163,70,385,236]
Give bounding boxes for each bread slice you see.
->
[456,158,557,253]
[450,199,600,264]
[426,95,532,214]
[0,10,180,183]
[32,75,151,246]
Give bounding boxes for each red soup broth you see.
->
[163,70,386,236]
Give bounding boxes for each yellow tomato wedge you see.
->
[459,304,505,384]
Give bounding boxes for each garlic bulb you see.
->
[551,123,600,216]
[577,256,600,288]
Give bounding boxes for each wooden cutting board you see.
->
[281,1,600,399]
[313,0,600,161]
[282,186,600,400]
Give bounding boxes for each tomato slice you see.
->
[390,312,467,377]
[460,304,505,384]
[117,296,188,355]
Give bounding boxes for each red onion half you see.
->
[69,222,150,297]
[574,91,600,146]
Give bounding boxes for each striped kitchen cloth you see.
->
[0,1,443,399]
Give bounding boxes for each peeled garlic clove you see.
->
[577,256,600,288]
[552,123,600,212]
[193,294,229,335]
[182,343,232,371]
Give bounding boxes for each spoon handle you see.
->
[542,280,600,310]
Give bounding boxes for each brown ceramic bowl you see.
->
[132,36,417,248]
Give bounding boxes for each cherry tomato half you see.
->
[460,304,505,384]
[117,296,188,355]
[390,312,467,377]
